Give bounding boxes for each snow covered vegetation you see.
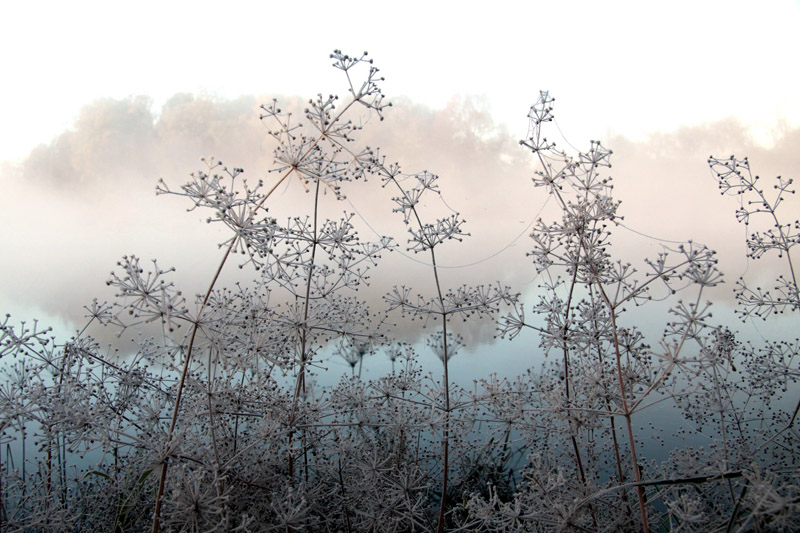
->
[1,51,798,532]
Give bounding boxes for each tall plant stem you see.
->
[337,456,353,533]
[589,290,631,514]
[430,248,451,533]
[561,266,598,528]
[562,268,590,483]
[534,132,600,526]
[152,167,296,532]
[532,124,649,527]
[1,446,3,532]
[232,369,249,456]
[379,170,453,532]
[589,301,630,513]
[151,235,236,533]
[45,436,51,520]
[590,275,650,533]
[288,178,322,485]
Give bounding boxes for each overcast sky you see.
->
[3,0,800,161]
[2,0,799,351]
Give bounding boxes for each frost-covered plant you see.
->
[143,50,399,529]
[490,91,728,532]
[707,157,799,425]
[467,92,800,532]
[362,119,516,530]
[1,52,799,533]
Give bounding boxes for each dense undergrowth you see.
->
[1,51,798,532]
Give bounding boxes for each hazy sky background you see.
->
[2,0,799,363]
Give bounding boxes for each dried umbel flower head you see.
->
[708,155,799,319]
[426,331,464,363]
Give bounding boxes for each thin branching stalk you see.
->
[289,178,322,485]
[590,272,650,533]
[151,236,236,533]
[430,248,451,533]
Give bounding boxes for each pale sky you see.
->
[2,0,799,162]
[2,0,799,351]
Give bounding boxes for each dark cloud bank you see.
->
[2,91,798,347]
